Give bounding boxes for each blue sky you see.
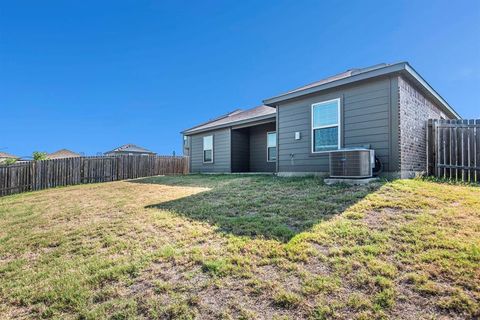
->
[1,1,479,157]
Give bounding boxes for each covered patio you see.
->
[230,120,276,173]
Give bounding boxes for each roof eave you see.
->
[182,113,276,135]
[262,62,461,120]
[263,62,407,106]
[180,109,245,134]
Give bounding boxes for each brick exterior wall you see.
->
[398,76,449,178]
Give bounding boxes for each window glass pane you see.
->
[203,135,213,150]
[314,127,338,151]
[204,150,212,162]
[268,147,277,161]
[267,132,276,147]
[313,101,338,127]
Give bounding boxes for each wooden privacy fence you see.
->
[427,119,480,182]
[0,155,189,196]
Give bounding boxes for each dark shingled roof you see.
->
[183,105,276,134]
[183,62,460,135]
[105,144,156,155]
[262,62,460,119]
[47,149,81,159]
[272,63,390,97]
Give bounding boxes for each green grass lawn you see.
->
[0,175,478,319]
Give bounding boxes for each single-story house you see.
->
[0,152,19,164]
[182,62,460,178]
[46,149,81,159]
[104,144,156,156]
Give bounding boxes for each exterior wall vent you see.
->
[329,148,375,178]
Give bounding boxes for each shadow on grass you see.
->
[130,174,384,242]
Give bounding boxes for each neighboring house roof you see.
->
[263,62,460,119]
[182,105,276,135]
[47,149,81,159]
[0,152,18,159]
[104,144,156,155]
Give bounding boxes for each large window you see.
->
[267,131,277,162]
[312,98,340,152]
[203,135,213,163]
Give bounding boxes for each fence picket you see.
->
[469,120,475,182]
[0,155,189,196]
[476,120,480,182]
[427,119,480,182]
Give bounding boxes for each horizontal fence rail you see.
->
[0,155,189,196]
[427,119,480,183]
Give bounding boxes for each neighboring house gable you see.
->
[104,144,156,156]
[0,152,19,163]
[46,149,81,159]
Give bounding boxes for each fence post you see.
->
[426,119,433,176]
[2,155,188,196]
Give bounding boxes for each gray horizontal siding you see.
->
[187,122,276,173]
[344,111,389,124]
[189,128,231,173]
[277,77,393,173]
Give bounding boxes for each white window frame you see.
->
[311,98,341,154]
[266,131,277,162]
[203,135,214,163]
